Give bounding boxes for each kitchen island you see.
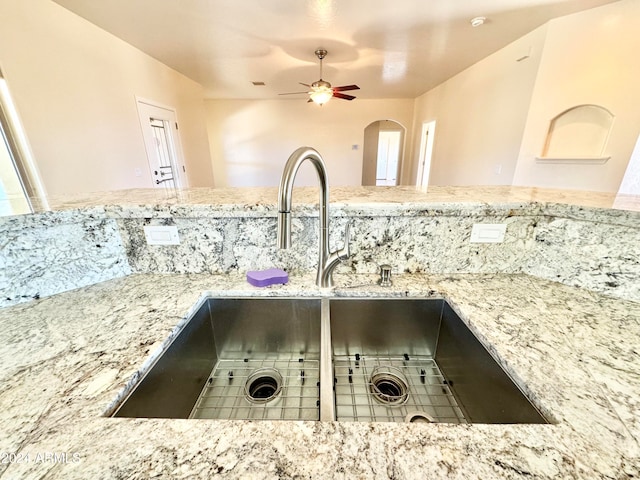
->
[0,272,638,478]
[0,186,639,478]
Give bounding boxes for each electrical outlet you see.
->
[143,226,180,245]
[470,224,506,243]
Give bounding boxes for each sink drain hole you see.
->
[249,378,277,399]
[369,366,409,405]
[244,368,283,403]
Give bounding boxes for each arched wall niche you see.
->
[538,104,614,163]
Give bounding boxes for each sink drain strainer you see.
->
[244,368,283,403]
[369,366,409,405]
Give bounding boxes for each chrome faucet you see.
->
[277,147,350,288]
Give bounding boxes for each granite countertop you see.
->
[33,185,640,212]
[10,186,640,221]
[0,272,638,479]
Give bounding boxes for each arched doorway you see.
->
[361,120,406,186]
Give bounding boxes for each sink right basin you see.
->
[330,298,548,424]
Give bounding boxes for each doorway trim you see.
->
[416,121,436,188]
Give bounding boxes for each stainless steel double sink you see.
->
[111,297,547,424]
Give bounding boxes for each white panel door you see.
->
[376,131,401,186]
[136,99,186,189]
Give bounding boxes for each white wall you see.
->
[205,98,414,187]
[0,0,214,196]
[512,0,640,192]
[408,26,547,186]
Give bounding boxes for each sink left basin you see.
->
[112,297,321,420]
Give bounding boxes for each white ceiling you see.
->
[53,0,618,100]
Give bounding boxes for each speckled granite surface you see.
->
[24,185,640,216]
[2,187,639,308]
[0,209,131,305]
[0,272,638,479]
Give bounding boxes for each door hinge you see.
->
[175,122,179,130]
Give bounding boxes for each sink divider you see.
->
[319,298,335,421]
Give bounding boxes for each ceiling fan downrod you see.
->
[315,48,327,80]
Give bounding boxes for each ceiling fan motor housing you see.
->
[312,79,331,89]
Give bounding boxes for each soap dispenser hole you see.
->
[404,411,435,423]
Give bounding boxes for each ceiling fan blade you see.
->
[299,82,311,87]
[333,92,356,101]
[278,91,310,95]
[333,85,360,92]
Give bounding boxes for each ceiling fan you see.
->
[279,48,360,105]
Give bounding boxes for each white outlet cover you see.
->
[143,226,180,245]
[470,224,507,243]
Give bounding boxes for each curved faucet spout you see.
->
[277,147,349,288]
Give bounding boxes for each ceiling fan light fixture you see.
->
[309,82,333,105]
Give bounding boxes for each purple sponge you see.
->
[246,268,289,287]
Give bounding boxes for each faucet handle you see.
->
[337,222,351,261]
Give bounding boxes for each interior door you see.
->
[136,99,186,189]
[375,131,401,186]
